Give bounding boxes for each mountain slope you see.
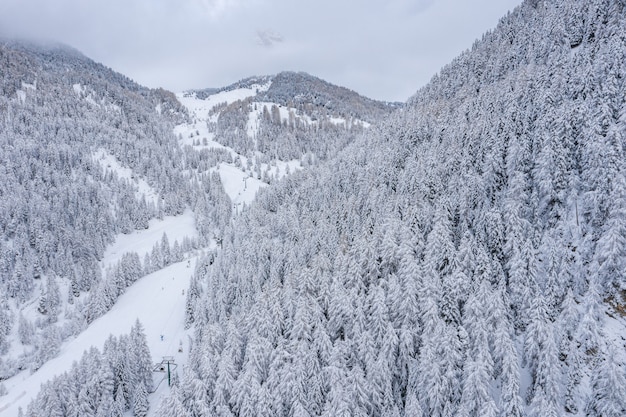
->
[260,71,400,125]
[183,71,399,162]
[0,39,202,401]
[1,212,197,416]
[168,1,626,416]
[0,40,402,416]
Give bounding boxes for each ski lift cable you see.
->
[158,277,187,354]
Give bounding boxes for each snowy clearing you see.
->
[15,90,26,104]
[72,83,83,96]
[211,159,300,214]
[102,209,197,269]
[93,149,160,205]
[179,81,271,114]
[212,164,266,211]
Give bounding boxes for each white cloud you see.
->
[387,0,436,15]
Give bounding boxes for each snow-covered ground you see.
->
[179,81,271,119]
[102,209,197,269]
[605,310,626,364]
[211,160,300,213]
[175,81,271,149]
[0,211,199,416]
[94,149,160,205]
[0,258,197,416]
[213,164,265,211]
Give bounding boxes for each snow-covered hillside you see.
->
[175,82,301,212]
[172,72,396,212]
[0,211,200,416]
[0,56,401,416]
[178,72,395,165]
[163,1,626,417]
[8,4,626,415]
[0,40,195,417]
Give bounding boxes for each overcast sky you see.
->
[0,0,522,102]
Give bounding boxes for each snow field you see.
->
[176,81,272,147]
[102,209,197,269]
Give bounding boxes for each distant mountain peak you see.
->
[187,70,401,124]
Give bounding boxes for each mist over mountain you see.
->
[2,0,626,416]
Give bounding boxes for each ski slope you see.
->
[0,259,195,416]
[0,213,200,416]
[102,209,196,269]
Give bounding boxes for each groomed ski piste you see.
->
[0,211,199,416]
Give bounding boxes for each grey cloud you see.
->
[256,29,284,47]
[387,0,436,15]
[0,0,523,102]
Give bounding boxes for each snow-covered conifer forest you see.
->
[1,0,626,416]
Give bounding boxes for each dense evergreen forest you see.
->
[170,1,626,416]
[2,0,626,415]
[0,40,183,378]
[0,40,235,399]
[25,321,153,417]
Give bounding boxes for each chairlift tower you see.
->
[153,356,177,387]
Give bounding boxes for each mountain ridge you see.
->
[187,71,401,123]
[180,70,397,162]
